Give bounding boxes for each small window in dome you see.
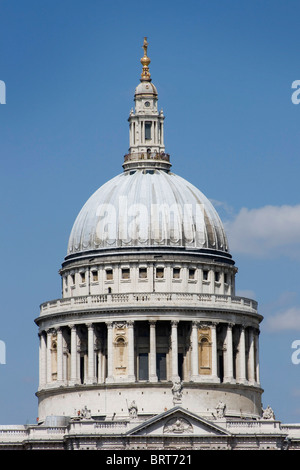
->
[189,268,196,280]
[80,272,86,283]
[156,267,164,279]
[203,270,209,281]
[106,269,113,280]
[173,268,180,279]
[71,274,75,285]
[224,273,228,284]
[215,272,220,282]
[92,270,98,282]
[122,268,130,280]
[139,267,147,279]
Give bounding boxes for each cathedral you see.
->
[1,39,300,451]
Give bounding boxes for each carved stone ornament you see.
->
[163,417,193,434]
[262,405,275,420]
[114,322,126,330]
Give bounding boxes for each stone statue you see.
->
[262,405,275,420]
[172,380,183,404]
[81,405,92,419]
[128,400,138,419]
[215,401,226,419]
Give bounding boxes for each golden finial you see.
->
[140,37,151,81]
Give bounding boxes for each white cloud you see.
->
[265,307,300,331]
[224,204,300,258]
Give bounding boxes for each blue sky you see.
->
[1,0,300,424]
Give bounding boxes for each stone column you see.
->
[191,321,199,381]
[106,322,114,383]
[96,332,104,384]
[149,321,158,382]
[171,320,180,382]
[160,119,164,146]
[46,330,52,384]
[127,321,135,381]
[255,329,260,385]
[238,325,247,384]
[224,323,235,383]
[211,322,219,382]
[39,331,47,389]
[248,327,255,385]
[87,324,96,384]
[70,325,78,385]
[57,327,63,384]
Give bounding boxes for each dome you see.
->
[135,81,157,97]
[66,169,231,261]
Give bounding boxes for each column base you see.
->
[237,378,248,385]
[86,378,97,385]
[149,375,158,383]
[223,377,236,384]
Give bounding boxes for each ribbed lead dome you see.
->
[66,169,230,259]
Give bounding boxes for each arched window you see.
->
[199,337,211,372]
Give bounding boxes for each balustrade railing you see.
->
[40,292,258,316]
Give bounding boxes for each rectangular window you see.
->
[156,353,167,381]
[138,353,149,381]
[139,267,147,279]
[71,274,75,285]
[145,121,152,140]
[92,270,98,282]
[203,270,209,281]
[189,268,196,280]
[224,273,228,284]
[106,269,113,280]
[80,272,86,283]
[156,267,164,279]
[215,272,220,282]
[173,268,180,279]
[121,268,130,280]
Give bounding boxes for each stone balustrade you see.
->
[40,292,258,317]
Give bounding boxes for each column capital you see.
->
[199,322,210,329]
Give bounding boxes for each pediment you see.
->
[127,406,230,437]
